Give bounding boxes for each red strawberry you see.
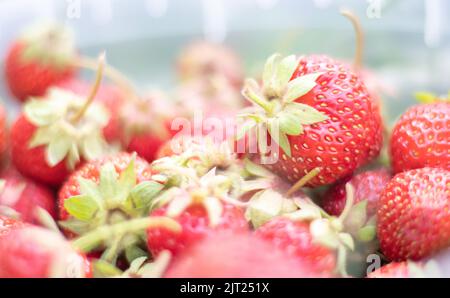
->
[164,232,329,278]
[390,103,449,174]
[0,223,92,278]
[322,168,391,217]
[120,91,179,162]
[10,57,111,187]
[367,260,442,278]
[367,262,411,278]
[176,41,244,89]
[58,152,178,264]
[0,104,8,160]
[377,167,450,261]
[0,215,24,236]
[56,78,125,143]
[255,217,336,275]
[239,54,383,187]
[0,167,55,224]
[4,22,77,102]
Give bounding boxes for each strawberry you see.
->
[377,167,450,261]
[0,222,92,278]
[0,104,8,161]
[255,217,336,275]
[56,78,125,143]
[0,167,55,224]
[367,260,442,278]
[368,262,412,278]
[390,103,450,174]
[322,168,391,217]
[176,41,244,89]
[10,56,111,187]
[238,54,383,187]
[164,232,329,278]
[4,22,77,102]
[0,215,24,236]
[58,152,179,264]
[120,91,179,163]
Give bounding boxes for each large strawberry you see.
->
[0,167,55,224]
[10,57,111,187]
[377,167,450,261]
[164,232,329,278]
[146,169,249,257]
[390,103,449,173]
[58,152,179,265]
[176,41,244,89]
[4,22,77,102]
[0,219,92,278]
[238,54,383,187]
[56,78,125,143]
[0,104,8,161]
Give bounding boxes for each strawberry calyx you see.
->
[20,21,77,70]
[237,54,329,157]
[59,156,178,264]
[25,55,110,170]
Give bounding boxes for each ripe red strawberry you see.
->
[0,223,92,278]
[147,199,248,257]
[367,262,411,278]
[119,91,179,163]
[4,22,77,102]
[377,167,450,261]
[58,152,178,264]
[56,78,125,143]
[164,232,329,278]
[239,54,383,187]
[10,58,111,187]
[322,168,391,217]
[390,103,449,174]
[255,217,336,275]
[176,41,244,89]
[0,104,8,160]
[367,260,442,278]
[0,167,55,224]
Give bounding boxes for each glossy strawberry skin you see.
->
[377,167,450,261]
[390,103,450,174]
[11,115,71,187]
[322,168,391,217]
[127,133,169,163]
[264,55,382,187]
[0,225,91,278]
[367,262,410,278]
[147,203,249,257]
[58,152,153,221]
[0,105,8,160]
[255,217,336,275]
[164,232,328,278]
[56,78,124,143]
[0,167,56,224]
[4,42,76,102]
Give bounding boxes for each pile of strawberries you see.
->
[0,16,448,278]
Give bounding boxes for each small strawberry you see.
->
[0,222,92,278]
[322,169,391,217]
[0,104,8,161]
[377,167,450,261]
[4,22,77,102]
[58,152,180,265]
[120,91,179,163]
[176,41,244,89]
[238,53,383,187]
[56,78,125,143]
[0,167,55,224]
[390,103,449,174]
[10,56,111,186]
[164,232,328,278]
[146,169,249,257]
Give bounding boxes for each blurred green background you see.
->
[0,0,449,124]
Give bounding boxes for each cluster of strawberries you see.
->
[0,15,448,278]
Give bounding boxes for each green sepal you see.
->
[245,189,284,228]
[283,72,324,102]
[129,181,164,211]
[415,92,437,104]
[243,158,272,178]
[125,246,149,265]
[357,225,377,242]
[285,102,329,125]
[64,195,100,222]
[92,260,123,278]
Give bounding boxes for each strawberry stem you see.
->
[341,10,364,71]
[72,216,181,253]
[285,167,321,197]
[71,52,105,123]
